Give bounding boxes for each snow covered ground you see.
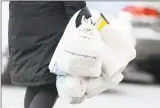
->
[2,83,160,108]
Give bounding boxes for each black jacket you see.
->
[8,1,87,86]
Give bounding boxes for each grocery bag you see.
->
[49,9,104,77]
[96,13,136,78]
[85,12,136,98]
[52,8,137,104]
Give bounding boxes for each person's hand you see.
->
[76,7,92,28]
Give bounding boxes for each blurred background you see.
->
[2,1,160,108]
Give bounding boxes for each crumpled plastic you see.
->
[56,75,88,104]
[86,71,124,98]
[56,70,123,104]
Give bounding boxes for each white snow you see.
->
[2,84,160,108]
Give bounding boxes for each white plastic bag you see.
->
[56,75,88,104]
[95,12,136,79]
[85,9,136,78]
[52,9,136,104]
[49,10,104,77]
[84,11,136,98]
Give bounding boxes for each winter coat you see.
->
[8,1,86,86]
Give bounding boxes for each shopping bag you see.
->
[49,9,103,77]
[96,13,136,78]
[85,12,136,98]
[52,8,137,104]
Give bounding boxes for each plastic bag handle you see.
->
[69,7,92,28]
[75,7,92,28]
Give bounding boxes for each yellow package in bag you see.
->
[96,13,109,31]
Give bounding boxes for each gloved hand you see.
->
[76,7,92,28]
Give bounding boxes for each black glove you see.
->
[76,7,92,28]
